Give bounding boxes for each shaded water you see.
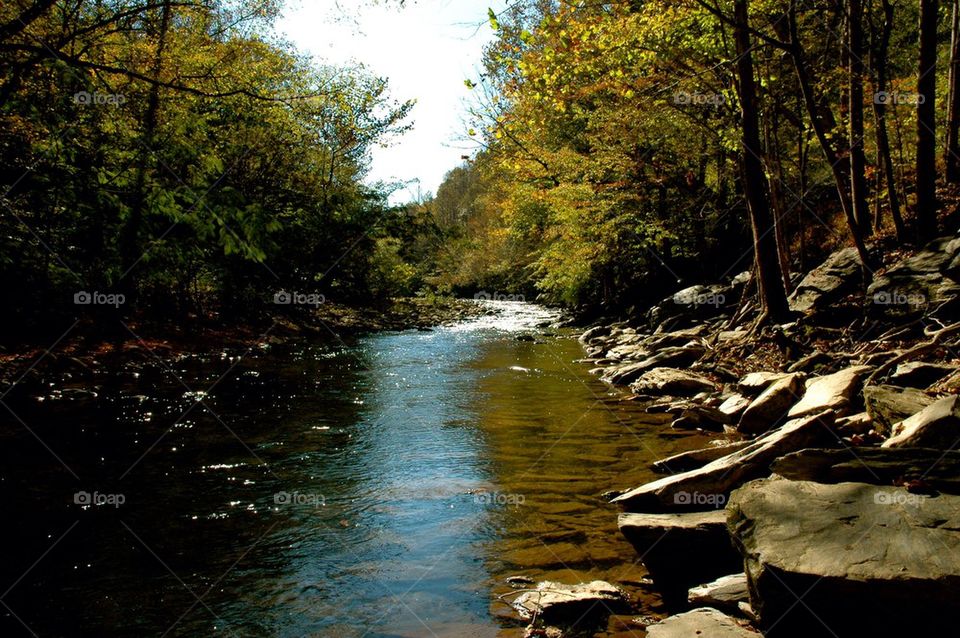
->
[1,302,711,636]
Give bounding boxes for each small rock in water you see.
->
[506,575,536,587]
[512,580,628,623]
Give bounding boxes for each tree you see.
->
[916,0,939,243]
[946,0,960,182]
[869,0,907,241]
[848,0,871,236]
[732,0,789,321]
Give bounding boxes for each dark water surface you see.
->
[1,303,711,637]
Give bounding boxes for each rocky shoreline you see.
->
[508,232,960,637]
[0,296,489,400]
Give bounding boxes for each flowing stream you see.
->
[1,302,713,637]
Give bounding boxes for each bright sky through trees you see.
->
[276,0,508,203]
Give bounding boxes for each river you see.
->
[1,302,713,637]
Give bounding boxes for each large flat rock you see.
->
[889,361,956,388]
[788,247,863,314]
[618,511,741,606]
[866,234,960,320]
[727,477,960,636]
[737,374,804,435]
[864,384,936,433]
[883,394,960,448]
[786,366,870,419]
[629,367,716,396]
[646,607,759,637]
[687,573,750,612]
[651,440,751,474]
[613,411,836,511]
[512,580,627,623]
[771,447,960,494]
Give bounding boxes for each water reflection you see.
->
[1,303,710,637]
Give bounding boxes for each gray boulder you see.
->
[718,393,752,419]
[883,394,960,448]
[512,580,628,623]
[728,477,960,636]
[612,411,836,511]
[687,573,750,613]
[646,608,759,637]
[618,511,741,605]
[866,235,960,320]
[737,371,792,394]
[651,440,751,474]
[786,366,870,419]
[864,384,937,432]
[788,247,863,314]
[889,360,956,388]
[648,283,735,329]
[630,368,716,396]
[737,374,804,435]
[771,447,960,494]
[601,345,705,385]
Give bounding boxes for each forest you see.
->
[426,0,959,319]
[3,0,960,341]
[3,3,960,637]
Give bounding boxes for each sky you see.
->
[275,0,509,204]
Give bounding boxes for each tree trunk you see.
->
[871,0,907,241]
[946,0,960,182]
[733,0,790,321]
[848,0,871,236]
[120,0,173,296]
[916,0,939,244]
[785,0,873,269]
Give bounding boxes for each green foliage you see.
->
[0,0,415,337]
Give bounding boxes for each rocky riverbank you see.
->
[509,232,960,637]
[0,296,489,403]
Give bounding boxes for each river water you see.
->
[1,302,712,637]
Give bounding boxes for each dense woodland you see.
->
[2,0,960,342]
[424,0,960,318]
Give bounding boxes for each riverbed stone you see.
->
[786,365,870,419]
[863,384,936,432]
[883,394,960,448]
[646,607,759,637]
[788,246,863,314]
[889,360,956,388]
[629,368,716,396]
[651,440,751,474]
[737,371,791,394]
[727,477,960,636]
[866,235,960,320]
[612,411,836,511]
[770,447,960,494]
[687,573,750,613]
[718,393,751,420]
[618,511,741,605]
[512,580,628,623]
[737,373,804,435]
[602,345,706,385]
